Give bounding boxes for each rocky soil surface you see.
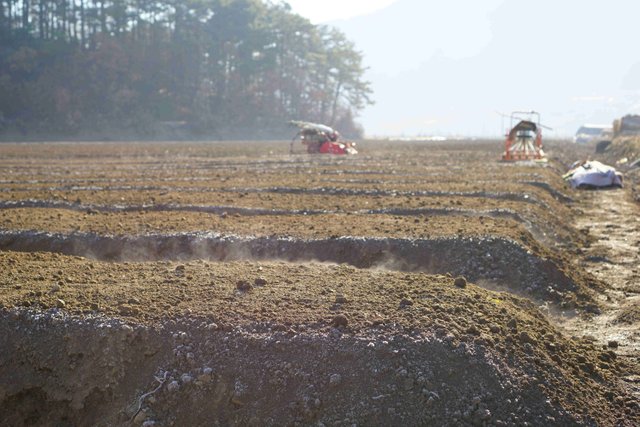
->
[0,139,638,426]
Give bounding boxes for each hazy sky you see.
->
[285,0,398,23]
[286,0,640,137]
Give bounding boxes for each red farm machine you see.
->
[289,121,358,155]
[500,111,549,162]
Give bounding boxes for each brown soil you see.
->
[0,140,638,426]
[561,187,640,358]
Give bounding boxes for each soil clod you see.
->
[331,314,349,328]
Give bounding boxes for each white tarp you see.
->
[563,160,623,189]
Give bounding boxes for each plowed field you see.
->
[0,140,638,426]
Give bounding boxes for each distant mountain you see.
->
[331,0,640,136]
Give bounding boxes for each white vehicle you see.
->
[573,124,612,144]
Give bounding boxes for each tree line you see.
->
[0,0,373,139]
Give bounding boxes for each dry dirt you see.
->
[0,139,638,426]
